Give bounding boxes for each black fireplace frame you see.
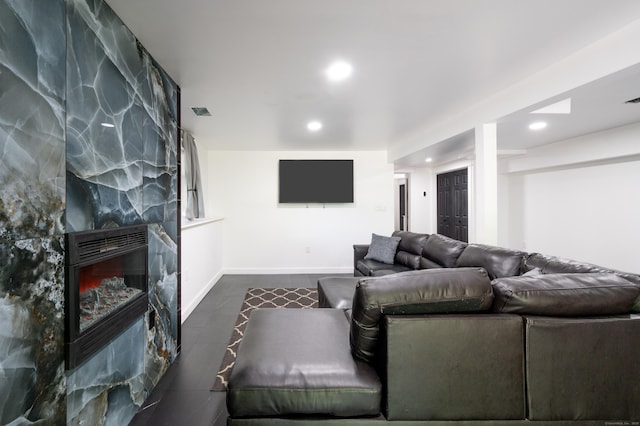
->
[65,224,149,369]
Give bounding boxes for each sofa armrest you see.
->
[383,314,525,421]
[353,244,369,275]
[349,268,493,363]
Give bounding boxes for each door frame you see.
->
[394,177,409,231]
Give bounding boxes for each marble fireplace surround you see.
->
[0,0,180,424]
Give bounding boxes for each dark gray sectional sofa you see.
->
[354,231,640,286]
[226,231,640,425]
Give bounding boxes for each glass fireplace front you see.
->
[65,225,149,369]
[78,249,145,332]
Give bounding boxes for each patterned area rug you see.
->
[211,287,318,391]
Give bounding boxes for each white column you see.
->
[474,123,498,245]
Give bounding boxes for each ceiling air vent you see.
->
[191,107,211,116]
[624,97,640,104]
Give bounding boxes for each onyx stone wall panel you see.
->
[145,223,179,389]
[0,237,66,425]
[0,0,67,424]
[66,317,146,425]
[64,1,180,424]
[1,0,179,424]
[66,0,178,232]
[142,61,179,225]
[66,0,145,231]
[0,0,66,241]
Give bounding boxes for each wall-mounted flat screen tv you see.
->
[279,159,354,204]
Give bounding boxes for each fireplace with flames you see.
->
[65,225,149,369]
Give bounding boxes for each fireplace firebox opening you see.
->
[65,225,149,369]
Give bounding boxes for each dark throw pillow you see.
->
[364,233,401,265]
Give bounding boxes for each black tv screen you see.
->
[279,160,354,203]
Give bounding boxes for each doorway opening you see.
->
[394,177,409,231]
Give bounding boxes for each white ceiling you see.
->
[106,0,640,166]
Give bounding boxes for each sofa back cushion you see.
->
[526,252,640,285]
[392,231,429,254]
[492,273,639,316]
[350,268,494,363]
[394,250,421,269]
[419,257,442,269]
[421,234,468,268]
[456,244,526,279]
[526,253,640,313]
[391,231,428,269]
[525,253,600,274]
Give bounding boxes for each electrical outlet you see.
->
[305,247,311,254]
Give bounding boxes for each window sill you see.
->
[181,216,224,230]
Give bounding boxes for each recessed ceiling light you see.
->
[425,157,433,163]
[307,120,323,132]
[100,122,115,128]
[529,121,547,131]
[325,60,353,82]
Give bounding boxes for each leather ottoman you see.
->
[226,308,382,419]
[317,277,359,309]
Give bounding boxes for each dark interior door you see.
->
[437,169,468,242]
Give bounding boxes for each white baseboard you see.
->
[180,267,353,323]
[181,270,223,323]
[220,266,353,275]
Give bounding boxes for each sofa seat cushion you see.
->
[350,268,494,363]
[318,276,359,309]
[227,309,382,418]
[356,259,411,276]
[456,244,526,279]
[492,273,640,316]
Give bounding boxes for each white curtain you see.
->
[182,130,205,219]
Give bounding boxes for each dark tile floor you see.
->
[129,273,348,426]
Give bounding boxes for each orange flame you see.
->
[79,257,124,294]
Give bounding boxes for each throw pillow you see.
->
[364,233,401,264]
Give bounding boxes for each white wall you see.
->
[208,150,394,273]
[180,135,224,322]
[180,138,223,323]
[406,167,434,233]
[181,219,224,321]
[500,123,640,273]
